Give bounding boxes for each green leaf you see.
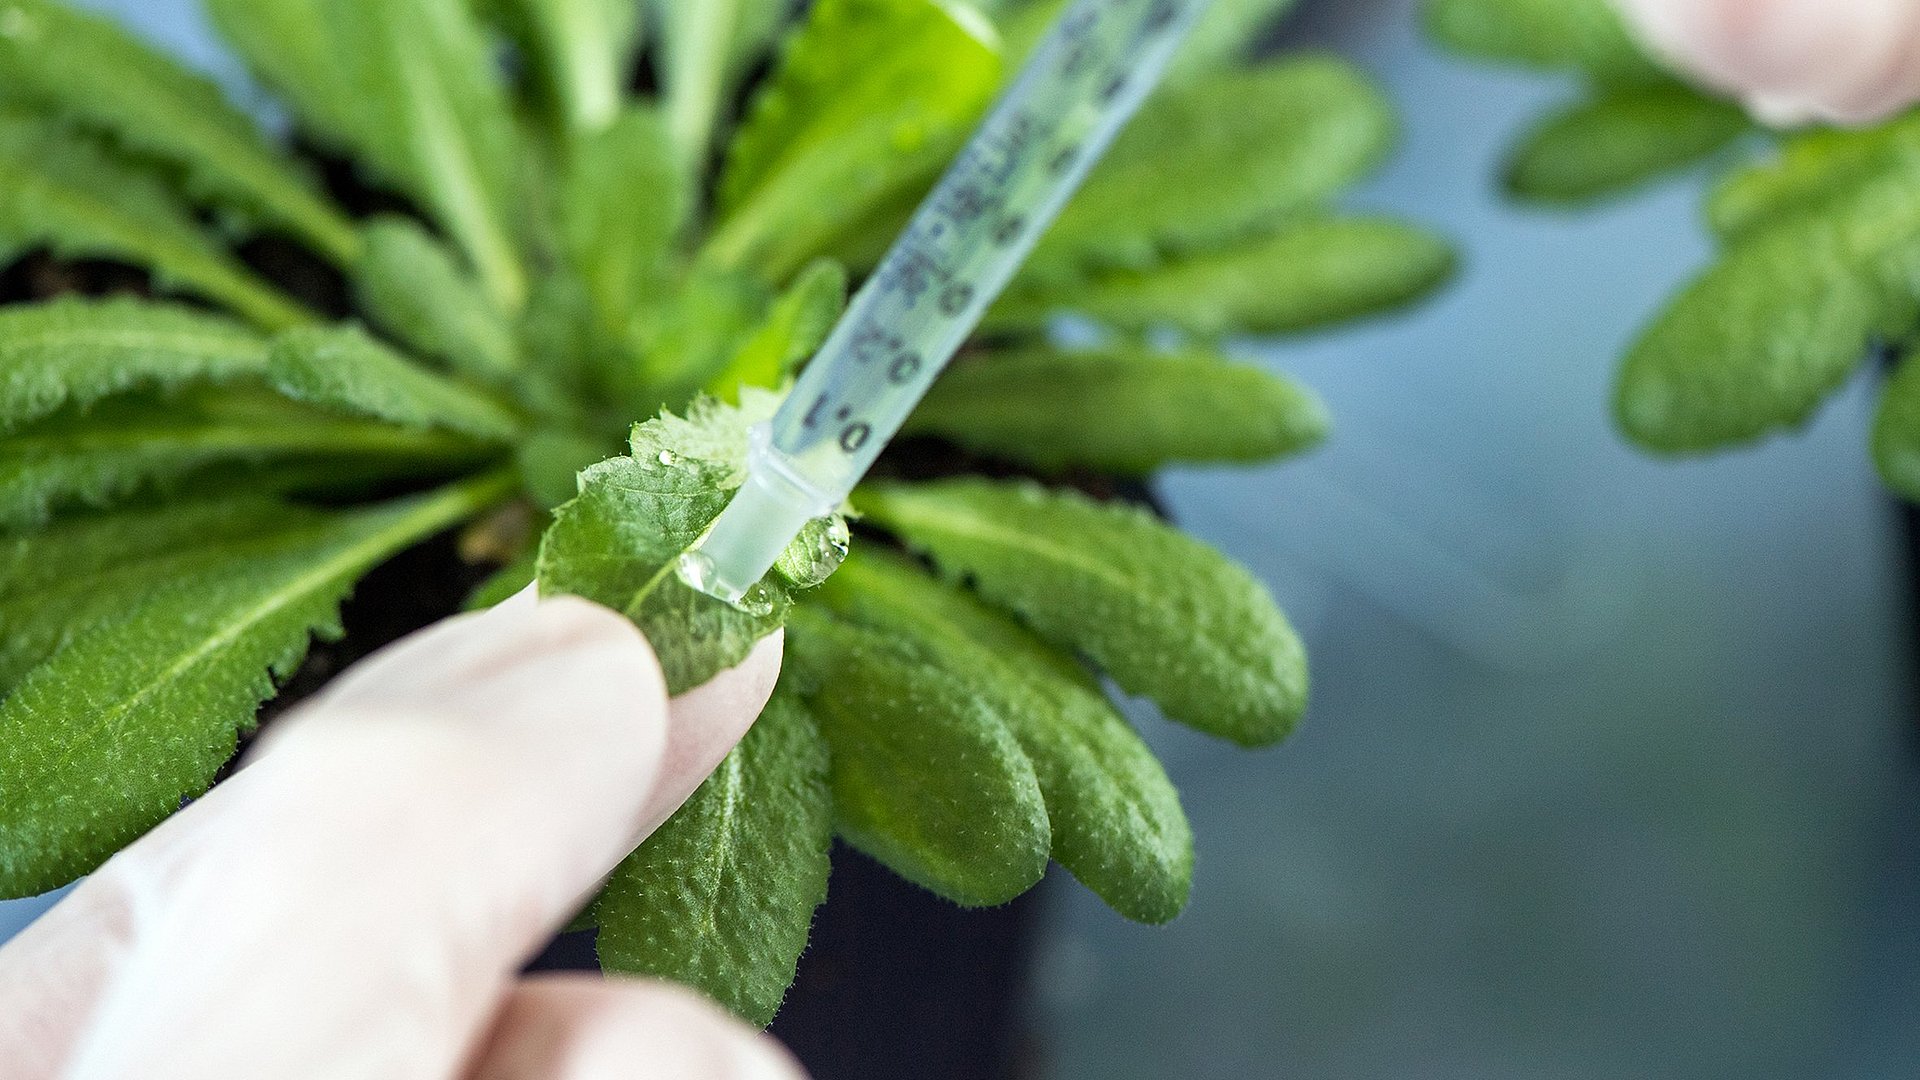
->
[538,392,846,693]
[858,478,1307,746]
[0,109,312,331]
[1024,57,1396,284]
[906,345,1327,474]
[559,109,686,339]
[1874,347,1920,501]
[786,605,1052,906]
[651,0,792,174]
[1504,84,1749,205]
[1422,0,1661,82]
[1707,112,1920,240]
[516,428,611,509]
[205,0,529,309]
[0,0,360,265]
[0,494,297,602]
[1615,168,1920,453]
[354,217,524,388]
[819,550,1192,923]
[482,0,642,134]
[0,298,267,432]
[704,259,848,400]
[990,216,1456,338]
[0,388,490,528]
[267,325,523,442]
[594,690,832,1026]
[0,502,328,691]
[707,0,1001,280]
[0,474,514,897]
[627,267,774,412]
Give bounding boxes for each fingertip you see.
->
[633,631,785,841]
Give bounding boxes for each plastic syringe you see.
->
[679,0,1212,604]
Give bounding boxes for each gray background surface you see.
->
[4,2,1917,1077]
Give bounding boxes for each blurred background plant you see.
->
[1427,0,1920,501]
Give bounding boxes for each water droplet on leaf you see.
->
[774,516,851,588]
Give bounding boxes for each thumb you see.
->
[1615,0,1920,125]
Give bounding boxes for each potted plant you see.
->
[0,0,1451,1070]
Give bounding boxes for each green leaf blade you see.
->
[992,215,1455,338]
[354,217,524,389]
[1614,169,1920,453]
[787,606,1052,907]
[0,389,489,528]
[266,325,524,442]
[1422,0,1660,82]
[0,111,313,331]
[0,475,512,897]
[819,551,1193,924]
[857,478,1307,747]
[708,0,1002,280]
[907,345,1328,474]
[0,0,360,264]
[1026,56,1396,283]
[0,298,267,432]
[594,691,832,1026]
[1504,84,1749,205]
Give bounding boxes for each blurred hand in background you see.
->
[1616,0,1920,124]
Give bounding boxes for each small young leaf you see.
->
[1422,0,1661,82]
[0,0,360,265]
[559,109,686,339]
[1024,57,1396,284]
[627,267,774,412]
[990,216,1455,338]
[0,475,513,897]
[515,428,611,509]
[906,345,1328,474]
[819,551,1193,924]
[1875,347,1920,501]
[786,606,1052,907]
[651,0,792,174]
[267,325,524,441]
[207,0,530,309]
[1707,113,1920,241]
[857,478,1307,746]
[0,389,489,527]
[354,217,524,387]
[538,392,845,692]
[0,298,266,432]
[707,0,1001,280]
[1615,168,1920,453]
[595,691,832,1026]
[1504,83,1749,205]
[0,109,312,331]
[481,0,642,134]
[703,259,848,400]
